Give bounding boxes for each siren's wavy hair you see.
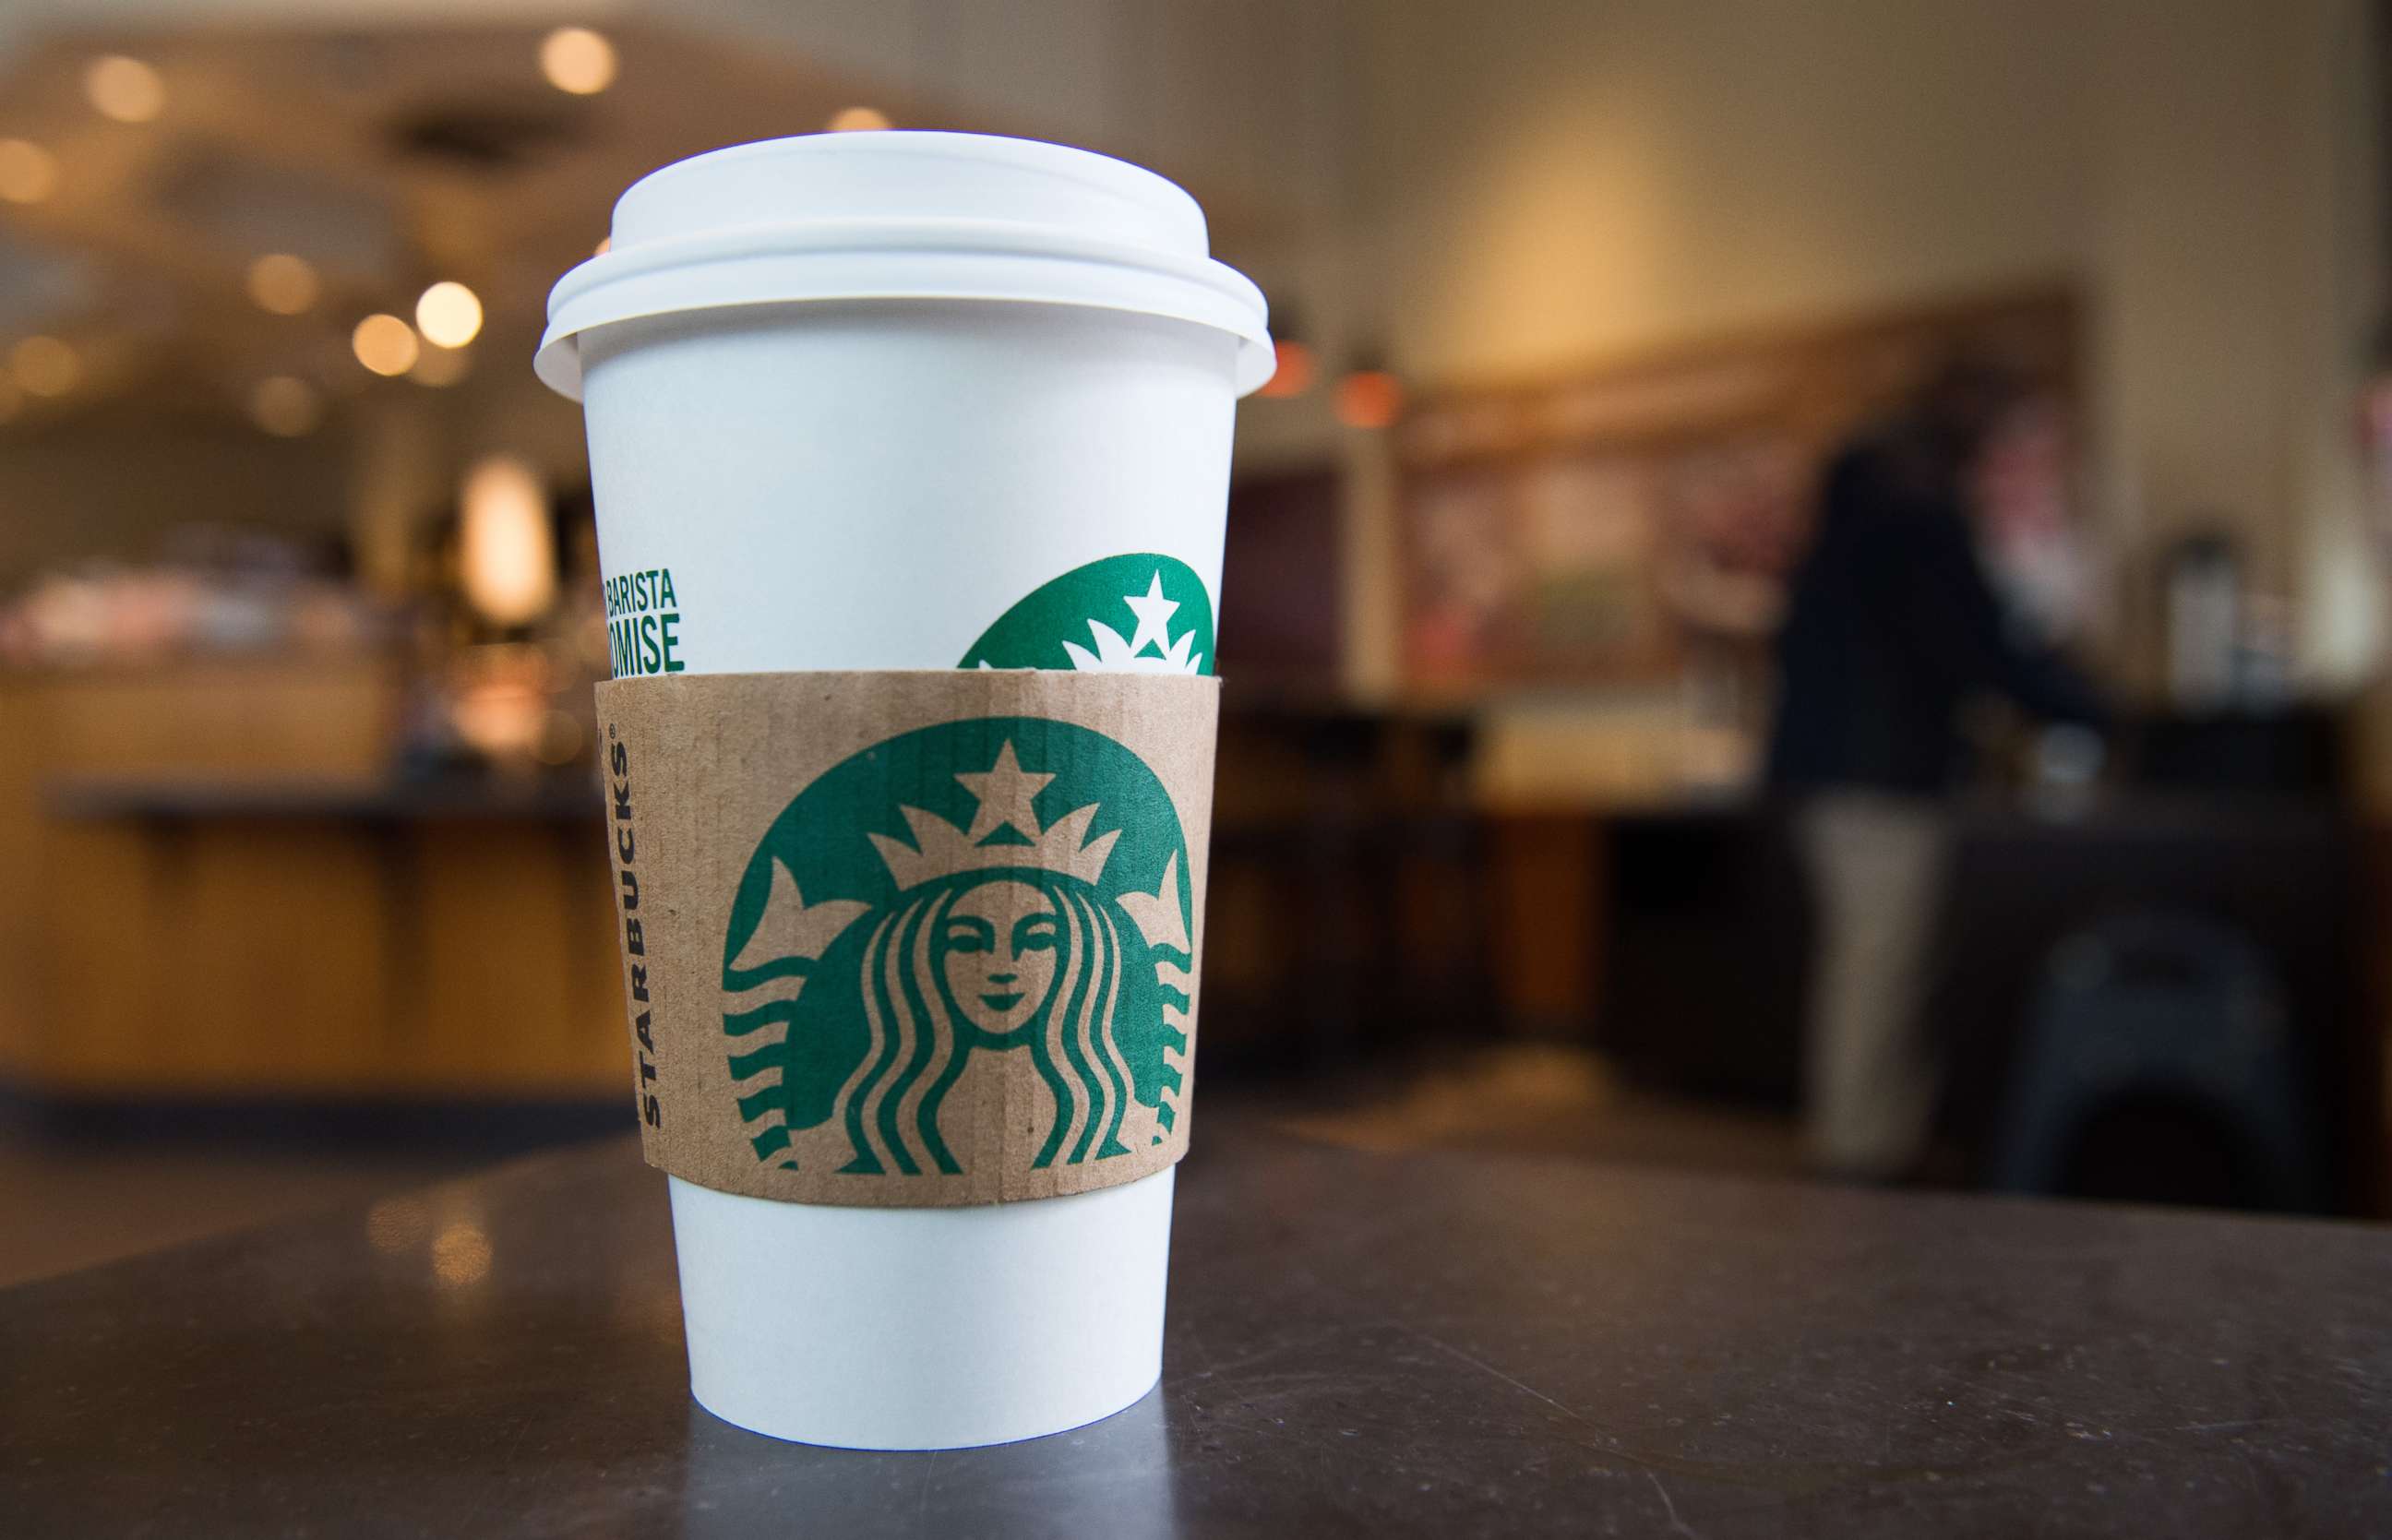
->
[829,868,1137,1176]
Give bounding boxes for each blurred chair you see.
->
[1202,704,1486,1076]
[1989,911,2322,1212]
[1592,806,1810,1106]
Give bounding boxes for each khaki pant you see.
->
[1795,794,1947,1179]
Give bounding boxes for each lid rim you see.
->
[535,272,1274,400]
[546,216,1266,329]
[539,131,1270,403]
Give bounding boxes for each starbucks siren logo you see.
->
[718,719,1194,1176]
[961,553,1216,674]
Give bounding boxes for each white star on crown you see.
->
[869,741,1120,890]
[1060,571,1205,674]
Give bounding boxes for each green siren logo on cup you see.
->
[961,553,1215,674]
[719,719,1194,1176]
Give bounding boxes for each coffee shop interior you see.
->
[2,0,2390,1283]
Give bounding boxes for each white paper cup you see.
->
[540,132,1267,1450]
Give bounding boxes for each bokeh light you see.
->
[540,28,616,95]
[459,454,557,627]
[12,336,79,397]
[245,254,319,316]
[1334,368,1404,429]
[0,139,59,204]
[1260,339,1317,400]
[413,281,483,349]
[351,314,419,377]
[430,1223,492,1286]
[84,55,165,124]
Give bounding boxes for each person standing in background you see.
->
[1767,361,2108,1180]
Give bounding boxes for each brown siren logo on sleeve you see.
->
[720,718,1196,1178]
[597,672,1216,1207]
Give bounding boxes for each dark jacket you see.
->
[1765,430,2105,794]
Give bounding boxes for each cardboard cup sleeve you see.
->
[595,669,1218,1209]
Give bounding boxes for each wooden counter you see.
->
[0,661,624,1101]
[0,671,1501,1105]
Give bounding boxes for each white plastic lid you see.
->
[536,132,1273,399]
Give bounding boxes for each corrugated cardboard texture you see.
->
[596,670,1218,1207]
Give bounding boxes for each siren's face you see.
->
[939,880,1061,1041]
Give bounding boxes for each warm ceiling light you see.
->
[460,454,557,627]
[249,376,322,437]
[245,253,318,316]
[351,313,419,377]
[413,281,483,348]
[827,106,891,132]
[411,342,472,388]
[540,28,616,95]
[1333,368,1404,430]
[0,139,59,203]
[12,335,79,397]
[1258,340,1316,400]
[84,55,165,124]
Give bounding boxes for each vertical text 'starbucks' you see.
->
[610,726,663,1128]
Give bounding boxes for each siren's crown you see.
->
[869,740,1118,890]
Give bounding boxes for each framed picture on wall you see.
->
[1394,284,2082,697]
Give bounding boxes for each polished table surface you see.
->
[6,1129,2389,1538]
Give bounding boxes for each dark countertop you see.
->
[6,1129,2389,1537]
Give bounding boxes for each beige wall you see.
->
[1357,0,2087,384]
[702,0,1353,233]
[1339,0,2382,688]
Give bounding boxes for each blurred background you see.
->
[6,0,2392,1283]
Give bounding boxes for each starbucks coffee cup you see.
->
[539,132,1268,1450]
